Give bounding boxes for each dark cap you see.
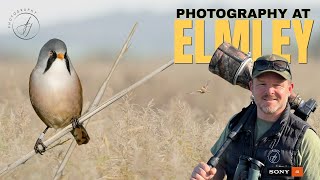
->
[252,54,292,80]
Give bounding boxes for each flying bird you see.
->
[187,80,211,95]
[29,38,90,154]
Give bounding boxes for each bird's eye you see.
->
[49,50,56,57]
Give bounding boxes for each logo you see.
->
[267,149,280,164]
[291,167,304,177]
[267,167,304,177]
[8,8,40,40]
[268,167,291,176]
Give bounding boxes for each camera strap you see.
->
[207,102,257,167]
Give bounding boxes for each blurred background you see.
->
[0,0,320,179]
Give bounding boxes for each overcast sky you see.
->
[1,0,319,34]
[1,0,319,60]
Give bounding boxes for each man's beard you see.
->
[259,103,282,114]
[257,95,287,114]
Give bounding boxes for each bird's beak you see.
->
[57,53,64,60]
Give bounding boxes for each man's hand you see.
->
[190,162,217,180]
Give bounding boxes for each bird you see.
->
[187,80,211,94]
[29,38,90,154]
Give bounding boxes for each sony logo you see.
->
[267,167,292,176]
[269,169,290,175]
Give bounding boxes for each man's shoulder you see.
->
[288,112,311,130]
[297,128,320,180]
[303,128,319,141]
[289,111,305,122]
[283,112,315,149]
[228,103,256,130]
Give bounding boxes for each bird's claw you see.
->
[34,138,46,155]
[71,117,81,129]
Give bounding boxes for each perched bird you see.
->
[29,38,90,154]
[187,80,211,95]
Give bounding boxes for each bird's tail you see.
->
[70,124,90,145]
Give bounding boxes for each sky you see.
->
[0,1,262,30]
[2,0,206,34]
[1,0,320,61]
[2,0,319,34]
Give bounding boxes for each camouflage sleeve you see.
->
[299,129,320,180]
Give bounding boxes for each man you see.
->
[191,54,320,180]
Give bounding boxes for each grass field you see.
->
[0,58,319,179]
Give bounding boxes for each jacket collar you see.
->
[243,103,291,138]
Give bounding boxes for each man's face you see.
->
[249,72,293,116]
